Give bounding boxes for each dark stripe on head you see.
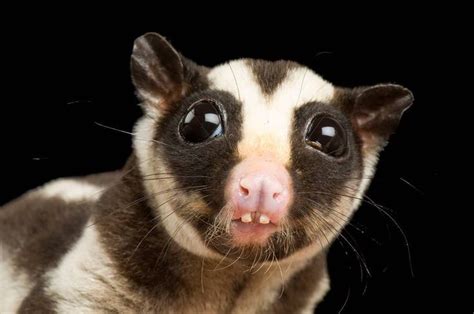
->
[247,59,299,96]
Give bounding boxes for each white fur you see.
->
[0,255,33,313]
[39,179,104,202]
[133,61,372,268]
[158,201,222,259]
[208,60,335,164]
[352,153,379,211]
[133,115,221,260]
[133,61,338,261]
[207,60,371,268]
[301,272,330,314]
[132,40,167,107]
[0,180,106,312]
[44,226,128,312]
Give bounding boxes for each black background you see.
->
[1,14,458,313]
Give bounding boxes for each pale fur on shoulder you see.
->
[38,179,104,202]
[0,255,34,313]
[43,225,137,312]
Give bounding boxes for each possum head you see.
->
[131,33,413,263]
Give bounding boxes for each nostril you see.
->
[239,185,250,197]
[273,192,282,202]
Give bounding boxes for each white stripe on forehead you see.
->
[207,60,335,164]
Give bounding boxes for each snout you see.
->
[225,156,293,244]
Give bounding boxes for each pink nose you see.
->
[226,157,293,224]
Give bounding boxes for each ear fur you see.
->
[352,84,414,147]
[130,32,185,110]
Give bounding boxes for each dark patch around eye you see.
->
[305,115,347,158]
[289,102,363,221]
[179,100,224,143]
[155,90,243,220]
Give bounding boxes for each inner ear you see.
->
[353,84,414,146]
[130,32,185,110]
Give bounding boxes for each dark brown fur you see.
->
[2,157,329,313]
[97,164,329,311]
[0,172,120,280]
[1,33,413,313]
[18,281,56,314]
[270,253,328,313]
[247,59,299,95]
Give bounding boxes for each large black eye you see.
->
[306,115,347,158]
[179,100,224,143]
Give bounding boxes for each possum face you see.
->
[131,33,413,263]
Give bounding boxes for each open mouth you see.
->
[230,212,279,245]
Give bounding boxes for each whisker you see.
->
[200,258,205,294]
[400,177,424,195]
[227,62,241,102]
[338,287,351,314]
[155,211,196,266]
[363,195,414,277]
[272,249,285,299]
[212,247,233,271]
[312,188,413,277]
[303,204,371,281]
[302,187,413,277]
[94,121,202,163]
[213,248,244,271]
[126,190,207,264]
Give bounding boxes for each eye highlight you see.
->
[305,115,347,158]
[179,100,224,143]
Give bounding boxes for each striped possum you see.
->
[0,33,413,313]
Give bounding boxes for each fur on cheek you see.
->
[133,115,222,260]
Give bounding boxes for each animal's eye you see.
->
[179,100,224,143]
[305,115,347,158]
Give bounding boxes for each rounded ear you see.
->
[130,32,185,110]
[353,84,414,146]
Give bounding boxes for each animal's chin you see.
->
[229,219,279,246]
